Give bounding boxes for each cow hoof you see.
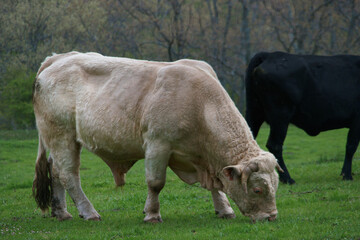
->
[218,213,236,219]
[144,215,162,223]
[86,216,101,221]
[280,177,295,185]
[52,210,73,221]
[80,212,101,221]
[57,212,73,221]
[215,210,236,219]
[342,175,353,181]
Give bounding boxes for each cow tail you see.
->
[32,134,52,213]
[245,52,268,138]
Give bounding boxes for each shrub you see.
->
[0,67,36,130]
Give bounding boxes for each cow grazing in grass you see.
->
[33,52,282,223]
[245,51,360,184]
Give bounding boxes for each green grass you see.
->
[0,126,359,239]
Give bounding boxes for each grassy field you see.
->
[0,126,359,239]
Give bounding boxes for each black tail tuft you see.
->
[32,136,52,212]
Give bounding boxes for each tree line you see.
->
[1,0,359,129]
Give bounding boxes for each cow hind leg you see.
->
[48,155,73,221]
[211,190,235,219]
[143,140,170,223]
[49,134,100,221]
[341,124,360,180]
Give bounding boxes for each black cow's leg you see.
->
[245,101,264,138]
[266,123,295,184]
[341,124,360,180]
[248,116,264,139]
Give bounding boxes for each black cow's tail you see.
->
[32,134,52,214]
[245,52,268,138]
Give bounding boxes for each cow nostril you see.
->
[268,214,277,221]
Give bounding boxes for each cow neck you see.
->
[214,104,261,166]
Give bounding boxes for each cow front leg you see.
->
[341,125,360,180]
[267,123,295,184]
[211,190,235,219]
[143,140,170,223]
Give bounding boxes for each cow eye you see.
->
[253,187,263,194]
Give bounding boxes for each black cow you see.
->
[245,51,360,184]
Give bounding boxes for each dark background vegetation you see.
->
[1,0,360,130]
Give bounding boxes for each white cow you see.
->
[32,52,282,223]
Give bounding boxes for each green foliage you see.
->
[0,126,359,239]
[1,0,360,128]
[0,68,36,129]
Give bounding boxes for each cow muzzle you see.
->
[267,212,277,222]
[267,209,278,222]
[250,210,278,223]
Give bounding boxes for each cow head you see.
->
[222,152,282,222]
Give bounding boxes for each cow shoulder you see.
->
[142,63,218,141]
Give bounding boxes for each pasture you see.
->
[0,126,359,239]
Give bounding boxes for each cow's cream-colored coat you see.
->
[33,52,279,222]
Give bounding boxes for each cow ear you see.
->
[222,165,242,181]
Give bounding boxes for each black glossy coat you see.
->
[245,51,360,184]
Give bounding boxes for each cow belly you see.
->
[75,103,143,158]
[76,123,143,157]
